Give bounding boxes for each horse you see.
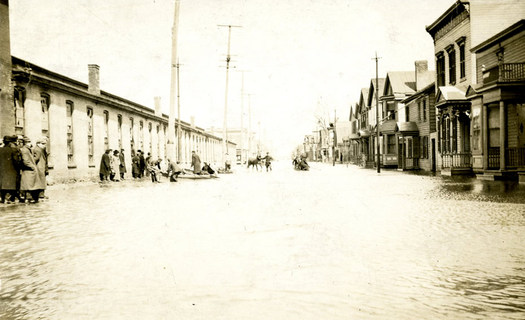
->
[247,156,262,171]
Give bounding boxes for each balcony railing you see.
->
[482,63,525,85]
[441,152,472,169]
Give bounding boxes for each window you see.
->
[387,135,396,153]
[103,111,109,150]
[405,106,410,122]
[130,117,135,153]
[422,98,427,122]
[118,114,123,150]
[417,102,421,121]
[157,124,160,158]
[87,107,94,165]
[386,101,396,120]
[447,45,456,84]
[139,121,144,150]
[436,52,445,87]
[66,101,74,164]
[163,125,167,158]
[421,136,429,159]
[148,122,153,154]
[14,87,25,134]
[459,42,465,79]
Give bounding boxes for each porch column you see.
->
[482,104,488,170]
[500,100,506,170]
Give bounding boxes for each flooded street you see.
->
[0,162,524,319]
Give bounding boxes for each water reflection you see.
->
[0,163,524,319]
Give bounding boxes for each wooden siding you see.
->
[507,103,518,149]
[476,31,525,84]
[434,18,472,89]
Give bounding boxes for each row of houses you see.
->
[0,2,235,183]
[318,0,525,182]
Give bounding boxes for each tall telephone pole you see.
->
[176,60,182,162]
[218,24,241,164]
[373,52,381,173]
[167,0,180,162]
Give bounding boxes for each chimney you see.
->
[0,0,14,136]
[88,64,100,95]
[414,60,429,90]
[154,96,162,117]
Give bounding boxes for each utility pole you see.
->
[176,60,182,163]
[167,0,180,162]
[218,24,241,165]
[373,52,381,173]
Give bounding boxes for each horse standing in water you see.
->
[247,156,262,171]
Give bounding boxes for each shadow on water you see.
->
[428,174,525,204]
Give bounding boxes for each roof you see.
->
[425,1,469,38]
[471,19,525,53]
[397,121,419,133]
[437,86,467,101]
[335,121,351,144]
[359,88,369,109]
[367,78,385,106]
[401,82,435,104]
[384,72,416,96]
[379,119,397,133]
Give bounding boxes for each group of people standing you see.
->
[0,135,48,204]
[99,148,126,182]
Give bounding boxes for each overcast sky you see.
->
[9,0,453,158]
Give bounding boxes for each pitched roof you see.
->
[335,121,351,144]
[384,71,416,96]
[367,78,385,106]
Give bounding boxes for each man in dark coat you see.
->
[99,149,112,181]
[33,138,49,199]
[191,151,202,174]
[19,137,45,203]
[0,136,22,203]
[138,150,146,178]
[119,148,127,180]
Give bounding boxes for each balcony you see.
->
[482,62,525,85]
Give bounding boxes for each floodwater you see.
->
[0,162,524,319]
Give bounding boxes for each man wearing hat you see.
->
[19,137,45,203]
[0,135,22,203]
[34,137,49,199]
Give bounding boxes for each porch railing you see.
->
[488,147,500,169]
[506,147,525,168]
[441,152,472,169]
[483,62,525,85]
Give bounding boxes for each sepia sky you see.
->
[9,0,453,158]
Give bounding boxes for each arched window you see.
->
[87,107,94,165]
[103,110,109,150]
[118,114,123,150]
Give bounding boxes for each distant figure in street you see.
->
[191,151,202,174]
[0,135,22,203]
[139,150,146,178]
[224,153,231,171]
[132,150,140,178]
[148,159,160,183]
[19,137,45,203]
[167,159,182,182]
[33,138,49,198]
[264,152,273,172]
[110,150,120,181]
[119,149,126,180]
[99,149,112,181]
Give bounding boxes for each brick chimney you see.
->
[414,60,431,90]
[88,64,100,95]
[0,0,14,136]
[154,96,162,117]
